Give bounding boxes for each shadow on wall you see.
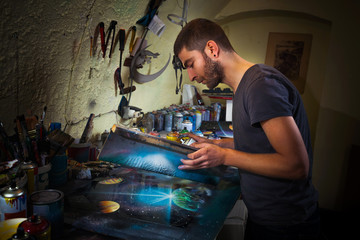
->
[312,107,360,212]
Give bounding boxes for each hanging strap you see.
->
[173,55,183,94]
[167,0,188,27]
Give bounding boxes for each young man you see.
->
[174,18,320,240]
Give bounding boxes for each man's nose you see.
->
[187,68,196,81]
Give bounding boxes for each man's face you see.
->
[178,48,224,89]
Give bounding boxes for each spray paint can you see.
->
[204,109,210,121]
[174,112,183,131]
[0,183,27,221]
[20,215,51,240]
[195,110,202,130]
[8,227,33,240]
[164,112,173,132]
[154,112,164,132]
[20,161,38,196]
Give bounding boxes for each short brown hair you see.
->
[174,18,234,56]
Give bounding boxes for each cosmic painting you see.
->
[63,127,241,240]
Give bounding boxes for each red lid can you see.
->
[20,215,51,240]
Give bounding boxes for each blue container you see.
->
[30,189,64,239]
[49,154,67,187]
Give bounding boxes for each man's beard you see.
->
[203,53,224,89]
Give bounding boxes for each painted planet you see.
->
[99,177,123,184]
[98,201,120,213]
[171,187,211,212]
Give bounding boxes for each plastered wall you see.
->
[0,0,189,138]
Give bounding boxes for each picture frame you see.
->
[265,32,312,94]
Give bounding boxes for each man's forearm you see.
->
[214,138,234,149]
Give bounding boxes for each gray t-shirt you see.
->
[233,64,318,226]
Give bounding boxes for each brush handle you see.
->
[80,113,95,143]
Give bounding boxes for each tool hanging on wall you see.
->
[123,26,137,67]
[133,0,164,58]
[130,45,171,84]
[111,26,136,60]
[115,29,126,95]
[114,28,136,96]
[105,20,117,58]
[99,22,106,58]
[127,0,170,84]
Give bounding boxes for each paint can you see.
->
[0,183,27,221]
[166,131,180,142]
[67,142,90,163]
[30,189,64,239]
[19,215,51,240]
[20,161,38,196]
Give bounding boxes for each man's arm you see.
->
[186,132,235,149]
[180,116,309,180]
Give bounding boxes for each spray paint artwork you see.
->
[64,127,241,240]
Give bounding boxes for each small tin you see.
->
[182,119,193,132]
[0,183,27,221]
[30,189,64,238]
[20,161,38,196]
[20,215,51,240]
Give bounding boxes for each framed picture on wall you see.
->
[265,32,312,94]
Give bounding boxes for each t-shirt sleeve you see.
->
[246,76,293,127]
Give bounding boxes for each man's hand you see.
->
[185,132,214,144]
[179,142,226,170]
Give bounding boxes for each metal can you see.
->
[174,112,183,131]
[154,112,164,132]
[20,161,38,196]
[182,119,193,132]
[20,215,51,240]
[195,110,202,130]
[0,183,27,221]
[164,112,173,132]
[30,189,64,238]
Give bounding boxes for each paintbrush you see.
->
[46,129,74,159]
[80,113,95,143]
[41,106,47,125]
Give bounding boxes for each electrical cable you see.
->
[64,0,96,130]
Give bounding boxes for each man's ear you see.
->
[205,40,219,58]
